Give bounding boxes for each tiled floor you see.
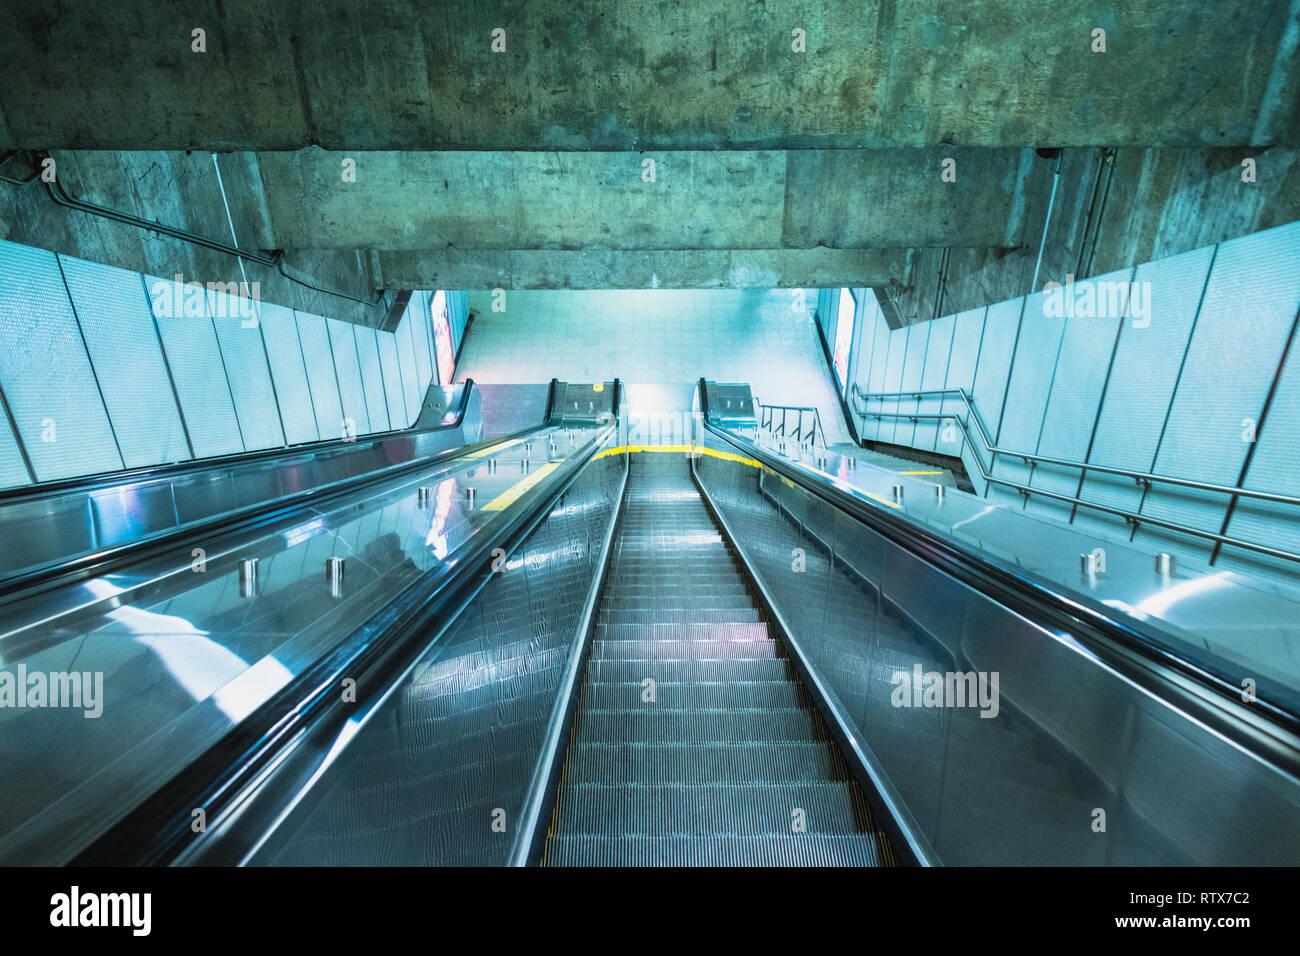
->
[456,290,850,443]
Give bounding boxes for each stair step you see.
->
[544,833,885,867]
[595,622,772,643]
[590,638,782,661]
[572,707,828,744]
[563,741,853,785]
[552,781,874,836]
[580,680,810,710]
[599,607,764,625]
[584,657,795,682]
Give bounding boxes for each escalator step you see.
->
[563,740,853,785]
[602,595,757,611]
[544,453,886,867]
[580,680,811,710]
[600,608,764,625]
[544,832,884,867]
[590,638,781,661]
[595,622,771,642]
[572,707,828,744]
[552,781,874,835]
[584,657,795,682]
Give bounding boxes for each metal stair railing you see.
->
[849,384,1300,564]
[755,401,828,450]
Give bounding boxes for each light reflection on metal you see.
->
[423,477,457,559]
[326,557,345,598]
[1133,572,1233,618]
[80,580,294,724]
[283,517,325,547]
[239,558,259,597]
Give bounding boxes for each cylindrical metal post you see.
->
[239,557,259,598]
[326,556,345,598]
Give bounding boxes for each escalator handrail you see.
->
[73,413,621,866]
[0,413,558,603]
[696,379,1300,778]
[690,451,938,867]
[0,378,488,504]
[508,429,630,866]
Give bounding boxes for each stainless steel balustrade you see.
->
[695,380,1300,865]
[0,383,483,588]
[850,384,1300,563]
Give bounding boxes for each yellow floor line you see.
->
[589,443,907,512]
[594,444,760,467]
[800,462,904,509]
[899,470,944,476]
[862,491,904,509]
[465,436,527,460]
[481,461,562,511]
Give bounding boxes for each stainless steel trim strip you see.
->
[508,438,630,866]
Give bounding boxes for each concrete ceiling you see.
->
[1,1,1297,301]
[2,0,1296,150]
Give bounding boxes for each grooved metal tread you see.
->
[545,833,884,867]
[543,454,890,867]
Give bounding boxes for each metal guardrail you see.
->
[756,401,828,449]
[696,380,1300,865]
[850,384,1300,563]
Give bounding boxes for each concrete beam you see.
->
[0,151,387,327]
[2,1,1296,151]
[353,247,914,289]
[258,148,1039,249]
[880,146,1300,323]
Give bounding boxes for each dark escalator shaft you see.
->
[543,453,892,866]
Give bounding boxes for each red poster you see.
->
[430,290,455,385]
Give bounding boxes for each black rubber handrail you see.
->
[697,380,1300,776]
[0,379,483,504]
[73,407,620,866]
[689,452,934,867]
[0,382,553,603]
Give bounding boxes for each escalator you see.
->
[235,379,1298,867]
[0,379,616,865]
[8,379,1300,866]
[542,453,891,866]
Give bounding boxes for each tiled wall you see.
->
[0,238,466,489]
[843,220,1300,584]
[454,289,850,443]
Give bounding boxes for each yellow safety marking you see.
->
[899,470,943,476]
[465,436,527,460]
[796,462,904,510]
[481,461,562,511]
[593,444,760,467]
[593,444,904,510]
[863,491,904,510]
